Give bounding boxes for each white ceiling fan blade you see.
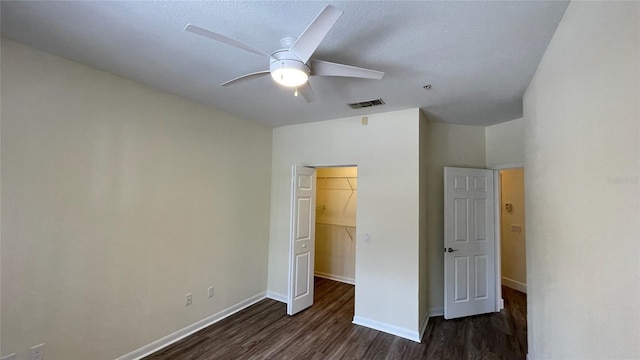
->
[185,24,271,58]
[221,70,271,87]
[297,82,315,103]
[310,59,384,79]
[289,5,343,63]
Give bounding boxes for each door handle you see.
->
[445,247,458,253]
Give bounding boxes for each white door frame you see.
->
[287,164,358,314]
[490,162,525,311]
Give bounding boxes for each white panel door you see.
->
[288,166,317,315]
[444,167,495,319]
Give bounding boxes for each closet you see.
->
[314,167,357,284]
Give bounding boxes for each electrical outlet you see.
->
[208,287,215,298]
[0,353,17,360]
[185,293,192,306]
[30,343,45,360]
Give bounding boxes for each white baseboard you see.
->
[428,307,444,317]
[116,291,267,360]
[352,316,421,342]
[418,313,430,342]
[266,291,287,303]
[502,277,527,293]
[314,272,355,285]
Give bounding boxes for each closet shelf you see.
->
[316,222,356,227]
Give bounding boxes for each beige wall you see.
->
[524,1,639,358]
[268,109,423,339]
[423,120,486,313]
[315,167,357,283]
[1,40,273,360]
[485,118,525,168]
[499,168,526,292]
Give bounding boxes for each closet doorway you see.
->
[314,166,357,285]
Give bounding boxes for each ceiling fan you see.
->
[184,5,384,102]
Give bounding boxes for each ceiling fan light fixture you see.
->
[270,59,310,87]
[185,5,383,103]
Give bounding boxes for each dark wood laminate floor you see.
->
[144,278,527,360]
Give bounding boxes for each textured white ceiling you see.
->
[1,1,569,127]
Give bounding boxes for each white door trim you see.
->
[493,170,503,310]
[490,162,525,170]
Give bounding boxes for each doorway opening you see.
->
[288,165,357,316]
[498,168,527,294]
[315,166,357,285]
[496,166,527,355]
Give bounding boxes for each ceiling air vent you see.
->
[347,98,385,109]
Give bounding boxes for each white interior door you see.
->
[444,167,496,319]
[287,166,316,315]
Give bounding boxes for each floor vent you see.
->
[347,98,385,109]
